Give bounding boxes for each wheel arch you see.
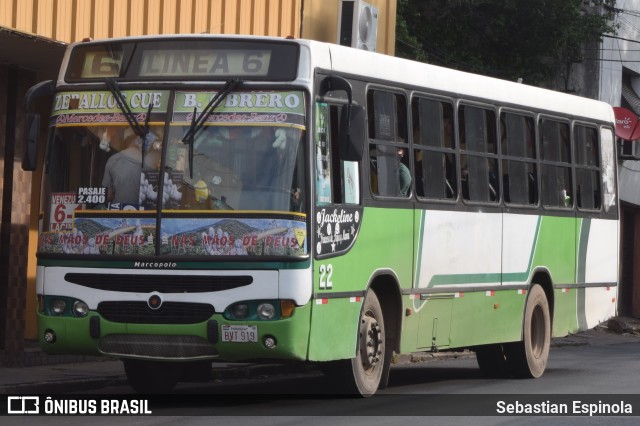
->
[529,268,555,328]
[367,269,403,354]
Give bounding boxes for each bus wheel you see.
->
[475,344,509,378]
[351,291,387,396]
[123,359,180,394]
[320,291,387,396]
[505,284,551,378]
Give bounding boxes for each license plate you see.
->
[221,325,258,343]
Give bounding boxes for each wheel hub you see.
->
[360,314,383,370]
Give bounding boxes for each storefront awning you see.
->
[0,26,66,79]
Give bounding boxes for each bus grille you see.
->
[98,334,218,358]
[65,273,253,293]
[97,301,215,324]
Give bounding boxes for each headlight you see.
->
[223,300,281,321]
[51,299,66,315]
[73,301,89,317]
[231,303,249,319]
[257,303,276,320]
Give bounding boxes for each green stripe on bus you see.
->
[414,210,426,287]
[577,218,590,330]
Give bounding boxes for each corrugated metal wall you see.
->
[1,0,303,43]
[0,0,397,356]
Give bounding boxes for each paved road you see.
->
[3,326,640,425]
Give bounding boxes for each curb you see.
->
[394,350,474,365]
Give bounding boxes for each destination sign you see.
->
[66,39,299,82]
[140,49,271,77]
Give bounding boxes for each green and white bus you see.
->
[25,34,619,395]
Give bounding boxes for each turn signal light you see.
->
[280,300,295,318]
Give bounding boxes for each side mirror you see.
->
[319,75,364,162]
[22,80,54,171]
[22,114,40,171]
[339,105,365,161]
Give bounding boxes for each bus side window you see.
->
[575,125,601,210]
[540,118,573,208]
[501,112,537,206]
[315,102,361,205]
[459,105,498,203]
[367,90,410,197]
[412,97,456,200]
[600,128,616,213]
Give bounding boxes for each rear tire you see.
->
[322,291,388,396]
[505,284,551,378]
[123,359,180,394]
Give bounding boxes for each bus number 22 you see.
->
[319,264,333,289]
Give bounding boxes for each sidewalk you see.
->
[1,317,638,395]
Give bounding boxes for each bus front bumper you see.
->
[37,305,311,362]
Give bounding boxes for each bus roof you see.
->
[311,40,614,124]
[65,34,614,124]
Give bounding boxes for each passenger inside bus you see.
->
[397,147,411,196]
[101,127,162,206]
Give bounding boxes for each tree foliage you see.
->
[395,0,619,84]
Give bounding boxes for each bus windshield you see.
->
[39,89,308,257]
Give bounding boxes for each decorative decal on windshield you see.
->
[38,212,307,257]
[160,215,307,256]
[172,91,306,129]
[139,170,184,210]
[39,212,157,255]
[50,90,170,127]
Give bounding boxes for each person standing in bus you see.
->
[102,128,161,206]
[397,147,411,196]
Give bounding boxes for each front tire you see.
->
[505,284,551,378]
[322,291,388,396]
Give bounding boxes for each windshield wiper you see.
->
[105,77,153,167]
[181,79,241,179]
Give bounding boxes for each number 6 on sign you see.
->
[319,264,333,289]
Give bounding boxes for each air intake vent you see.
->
[65,273,252,293]
[99,334,218,358]
[97,301,215,324]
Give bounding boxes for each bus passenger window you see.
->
[575,125,601,210]
[412,97,456,200]
[540,118,572,208]
[315,102,360,205]
[368,90,410,197]
[459,105,498,203]
[500,112,537,206]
